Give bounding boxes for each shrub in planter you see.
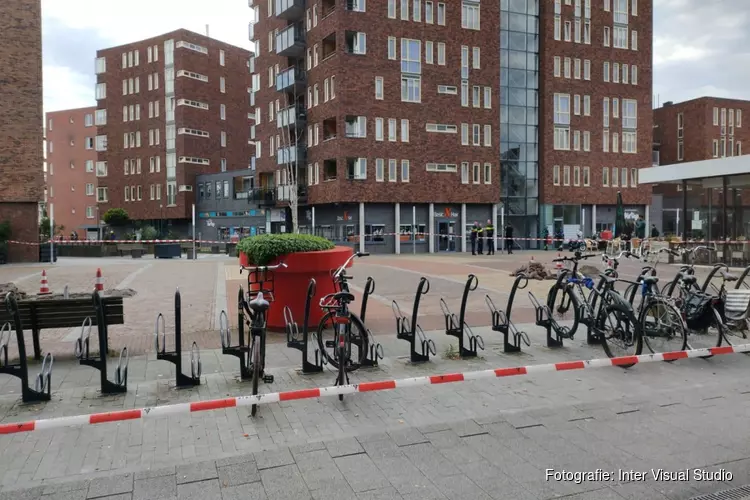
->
[235,233,349,330]
[237,233,334,266]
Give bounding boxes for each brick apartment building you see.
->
[246,0,501,253]
[238,0,654,252]
[46,107,102,240]
[94,29,254,236]
[651,97,750,236]
[539,0,653,239]
[0,0,45,262]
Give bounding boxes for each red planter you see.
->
[238,246,354,330]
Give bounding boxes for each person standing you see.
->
[651,224,659,238]
[470,222,479,255]
[635,214,646,240]
[484,219,495,255]
[504,223,514,254]
[477,223,484,255]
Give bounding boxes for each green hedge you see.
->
[237,233,334,265]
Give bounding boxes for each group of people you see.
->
[470,220,514,255]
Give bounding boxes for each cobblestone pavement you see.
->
[0,252,747,499]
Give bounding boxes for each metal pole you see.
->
[412,205,416,254]
[49,203,54,264]
[192,204,196,259]
[500,205,505,251]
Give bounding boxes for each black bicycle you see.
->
[240,262,287,416]
[316,251,370,401]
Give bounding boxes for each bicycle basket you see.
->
[724,289,750,322]
[684,292,716,330]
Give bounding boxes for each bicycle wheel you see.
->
[685,304,723,351]
[547,285,581,337]
[639,297,687,355]
[596,303,643,364]
[316,312,369,370]
[251,337,260,417]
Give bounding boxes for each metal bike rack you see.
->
[218,288,252,379]
[284,278,326,374]
[485,274,531,353]
[393,277,435,362]
[1,292,53,403]
[440,274,484,358]
[75,291,129,394]
[701,262,730,293]
[735,265,750,289]
[359,277,383,367]
[155,288,201,387]
[528,291,568,348]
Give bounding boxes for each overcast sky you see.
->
[42,0,750,113]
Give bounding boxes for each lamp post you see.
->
[96,205,101,241]
[159,203,164,238]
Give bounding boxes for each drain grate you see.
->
[690,485,750,500]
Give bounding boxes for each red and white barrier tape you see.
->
[0,343,746,435]
[6,235,745,246]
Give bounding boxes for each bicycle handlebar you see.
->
[601,251,632,262]
[333,252,369,279]
[552,253,596,263]
[240,262,288,274]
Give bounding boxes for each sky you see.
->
[42,0,750,113]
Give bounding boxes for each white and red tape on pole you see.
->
[0,343,747,435]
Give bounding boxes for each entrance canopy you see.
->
[639,155,750,188]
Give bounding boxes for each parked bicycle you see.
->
[239,262,287,416]
[316,251,370,401]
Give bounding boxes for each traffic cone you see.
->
[95,268,104,292]
[39,270,51,295]
[555,253,563,271]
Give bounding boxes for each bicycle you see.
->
[316,251,370,401]
[662,245,711,298]
[239,262,287,416]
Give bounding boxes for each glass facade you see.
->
[500,0,540,248]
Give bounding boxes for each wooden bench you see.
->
[0,296,124,360]
[116,243,146,257]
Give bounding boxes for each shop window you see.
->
[365,224,385,242]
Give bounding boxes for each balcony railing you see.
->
[248,187,275,207]
[275,0,304,21]
[277,104,306,129]
[276,184,308,203]
[275,23,306,57]
[277,144,307,165]
[276,66,306,92]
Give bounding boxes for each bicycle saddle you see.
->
[333,292,356,303]
[679,273,697,285]
[720,271,738,282]
[642,275,659,285]
[249,292,270,312]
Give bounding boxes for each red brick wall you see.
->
[539,0,653,206]
[0,0,44,261]
[252,1,501,205]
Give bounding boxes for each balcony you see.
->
[277,144,307,166]
[276,65,306,93]
[276,23,306,58]
[276,184,308,204]
[248,187,275,207]
[275,0,304,21]
[277,104,307,130]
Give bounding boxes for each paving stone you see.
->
[0,487,44,500]
[86,474,133,499]
[175,461,217,485]
[217,461,260,487]
[133,476,176,500]
[388,429,428,448]
[260,465,310,500]
[325,437,364,458]
[356,486,403,499]
[41,490,88,500]
[176,479,221,500]
[254,448,295,471]
[335,454,390,493]
[133,467,175,481]
[42,480,90,496]
[220,482,267,500]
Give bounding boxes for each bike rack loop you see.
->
[735,265,750,289]
[1,292,53,403]
[440,274,483,358]
[393,277,435,363]
[528,289,567,349]
[76,291,128,394]
[700,262,729,293]
[284,278,325,374]
[485,274,531,354]
[155,288,201,388]
[217,287,253,380]
[360,277,383,367]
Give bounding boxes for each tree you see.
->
[277,88,304,234]
[102,208,130,226]
[38,208,64,239]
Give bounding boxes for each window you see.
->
[602,167,609,186]
[583,60,590,80]
[472,86,480,107]
[95,83,106,100]
[613,0,628,23]
[375,118,384,141]
[388,37,397,60]
[472,124,481,145]
[461,1,480,30]
[631,65,637,85]
[678,141,684,161]
[483,163,491,184]
[426,163,457,173]
[401,160,410,182]
[713,139,719,157]
[622,131,636,153]
[564,57,571,78]
[220,77,226,93]
[632,0,637,15]
[562,165,570,186]
[388,0,396,17]
[401,39,421,74]
[461,81,469,106]
[564,21,572,41]
[401,75,421,102]
[583,131,591,151]
[603,129,609,152]
[484,87,492,108]
[437,2,446,24]
[401,119,410,142]
[612,63,620,83]
[461,162,469,184]
[573,130,580,150]
[220,104,226,120]
[553,165,560,186]
[425,41,433,64]
[472,163,480,184]
[472,47,480,69]
[413,0,421,21]
[573,166,580,186]
[437,42,446,65]
[346,31,366,54]
[554,57,561,77]
[461,123,469,145]
[85,137,94,150]
[612,133,619,153]
[611,167,620,186]
[348,158,367,180]
[583,95,591,116]
[219,49,225,66]
[375,76,384,99]
[554,94,571,150]
[554,15,561,40]
[95,57,106,74]
[604,26,610,46]
[376,158,385,181]
[613,26,627,48]
[425,0,433,23]
[583,167,590,186]
[483,125,492,146]
[97,187,108,202]
[621,167,628,187]
[388,118,397,141]
[631,168,638,186]
[622,99,637,129]
[631,30,638,50]
[388,159,397,182]
[95,135,107,151]
[221,131,227,147]
[603,97,610,127]
[603,62,610,82]
[401,0,409,20]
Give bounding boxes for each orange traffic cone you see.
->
[95,268,104,292]
[39,270,51,295]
